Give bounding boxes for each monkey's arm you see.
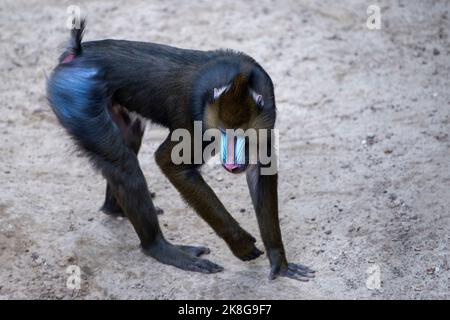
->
[155,138,263,261]
[246,164,315,281]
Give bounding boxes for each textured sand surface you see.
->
[0,0,449,299]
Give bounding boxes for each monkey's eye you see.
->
[250,90,264,109]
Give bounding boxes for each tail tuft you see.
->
[69,18,86,56]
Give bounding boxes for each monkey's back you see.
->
[70,40,254,128]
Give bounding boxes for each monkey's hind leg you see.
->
[100,106,164,217]
[101,105,144,217]
[48,67,222,273]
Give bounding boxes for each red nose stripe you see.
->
[226,134,235,165]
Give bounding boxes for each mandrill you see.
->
[47,20,314,281]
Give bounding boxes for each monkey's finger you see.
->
[288,267,315,279]
[285,268,310,282]
[289,263,315,274]
[242,247,264,261]
[190,258,224,274]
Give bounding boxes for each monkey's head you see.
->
[205,73,268,174]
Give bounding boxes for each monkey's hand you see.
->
[269,262,315,281]
[227,229,264,261]
[267,250,315,281]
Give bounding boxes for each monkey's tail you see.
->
[70,18,86,56]
[59,19,86,64]
[47,64,128,167]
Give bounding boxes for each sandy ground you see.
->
[0,0,449,300]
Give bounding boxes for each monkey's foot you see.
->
[143,240,223,274]
[269,262,315,282]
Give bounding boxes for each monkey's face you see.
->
[205,75,266,174]
[219,129,248,174]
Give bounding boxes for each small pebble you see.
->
[366,134,376,145]
[426,267,436,275]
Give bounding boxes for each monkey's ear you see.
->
[251,90,264,108]
[213,85,230,100]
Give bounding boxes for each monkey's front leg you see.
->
[156,141,263,261]
[246,164,315,281]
